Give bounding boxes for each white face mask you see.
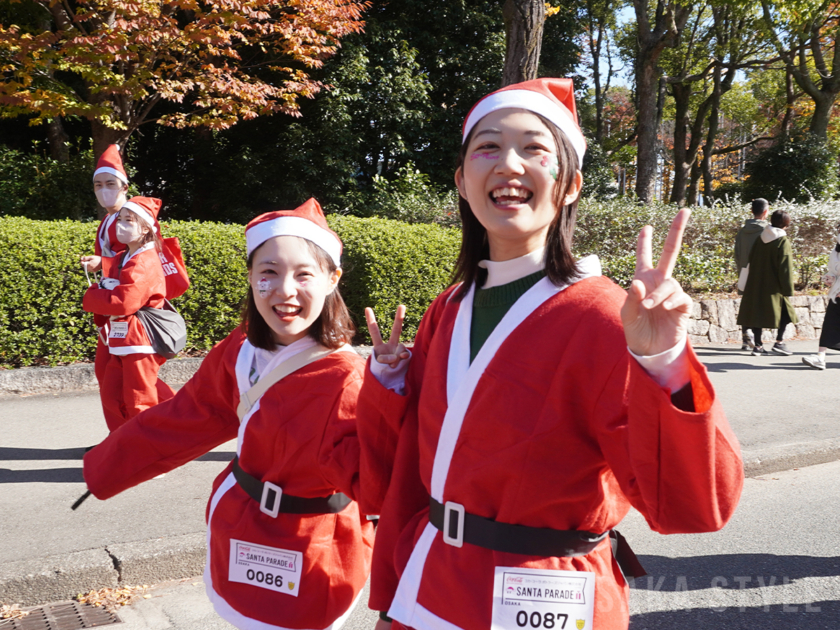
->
[116,221,144,245]
[95,187,122,209]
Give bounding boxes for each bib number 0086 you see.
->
[245,569,282,588]
[516,611,568,629]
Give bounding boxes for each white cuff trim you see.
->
[628,335,690,393]
[369,350,412,395]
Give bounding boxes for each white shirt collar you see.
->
[478,246,546,289]
[124,241,155,262]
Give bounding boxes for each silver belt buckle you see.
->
[260,481,283,518]
[442,501,465,548]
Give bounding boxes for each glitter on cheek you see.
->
[470,152,499,161]
[257,277,271,298]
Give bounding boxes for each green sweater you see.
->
[469,270,545,363]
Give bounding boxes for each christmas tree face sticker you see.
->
[541,155,559,181]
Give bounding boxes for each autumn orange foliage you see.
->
[0,0,369,152]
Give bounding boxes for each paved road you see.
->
[59,460,840,629]
[0,339,838,616]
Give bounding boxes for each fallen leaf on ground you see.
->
[75,585,153,612]
[0,604,30,620]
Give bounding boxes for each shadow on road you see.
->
[630,600,839,629]
[703,362,812,372]
[0,467,85,483]
[630,554,840,591]
[0,446,235,463]
[0,446,88,460]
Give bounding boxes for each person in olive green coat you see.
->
[736,210,798,356]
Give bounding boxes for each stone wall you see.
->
[688,295,831,345]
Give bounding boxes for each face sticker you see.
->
[470,152,499,161]
[257,277,272,298]
[541,155,559,180]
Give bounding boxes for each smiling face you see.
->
[455,108,582,261]
[248,236,342,346]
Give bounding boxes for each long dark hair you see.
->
[241,238,356,350]
[451,113,581,300]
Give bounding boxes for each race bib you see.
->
[492,567,595,630]
[109,322,129,339]
[229,539,302,597]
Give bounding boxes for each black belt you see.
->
[429,498,646,578]
[232,456,351,517]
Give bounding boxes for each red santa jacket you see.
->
[92,213,127,331]
[83,244,166,355]
[356,271,744,630]
[83,330,375,630]
[94,211,126,259]
[93,203,190,304]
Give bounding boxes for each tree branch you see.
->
[712,135,774,156]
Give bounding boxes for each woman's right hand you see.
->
[365,305,410,369]
[80,255,102,273]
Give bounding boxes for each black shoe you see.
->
[772,342,792,356]
[751,346,769,356]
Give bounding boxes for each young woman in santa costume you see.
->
[82,199,375,630]
[80,146,189,429]
[83,197,176,430]
[80,145,131,397]
[359,79,744,630]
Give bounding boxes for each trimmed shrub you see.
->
[0,217,97,367]
[329,215,460,343]
[0,215,460,367]
[3,198,840,367]
[0,146,101,220]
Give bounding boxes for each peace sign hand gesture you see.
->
[365,305,410,369]
[621,209,693,357]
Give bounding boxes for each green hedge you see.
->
[0,215,460,367]
[3,198,840,368]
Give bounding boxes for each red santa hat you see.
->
[462,78,586,168]
[121,196,161,228]
[245,198,342,267]
[93,144,129,184]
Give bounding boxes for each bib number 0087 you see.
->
[515,611,568,629]
[246,569,283,588]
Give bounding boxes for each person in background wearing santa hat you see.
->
[81,199,375,630]
[83,197,176,431]
[359,79,744,630]
[80,145,132,393]
[80,146,190,430]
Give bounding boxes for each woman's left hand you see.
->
[621,209,693,356]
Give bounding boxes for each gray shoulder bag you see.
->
[135,300,187,359]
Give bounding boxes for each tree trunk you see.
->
[633,0,690,202]
[669,82,691,205]
[686,158,701,206]
[808,91,835,139]
[780,67,796,136]
[502,0,545,86]
[634,60,661,202]
[46,118,70,163]
[91,121,122,164]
